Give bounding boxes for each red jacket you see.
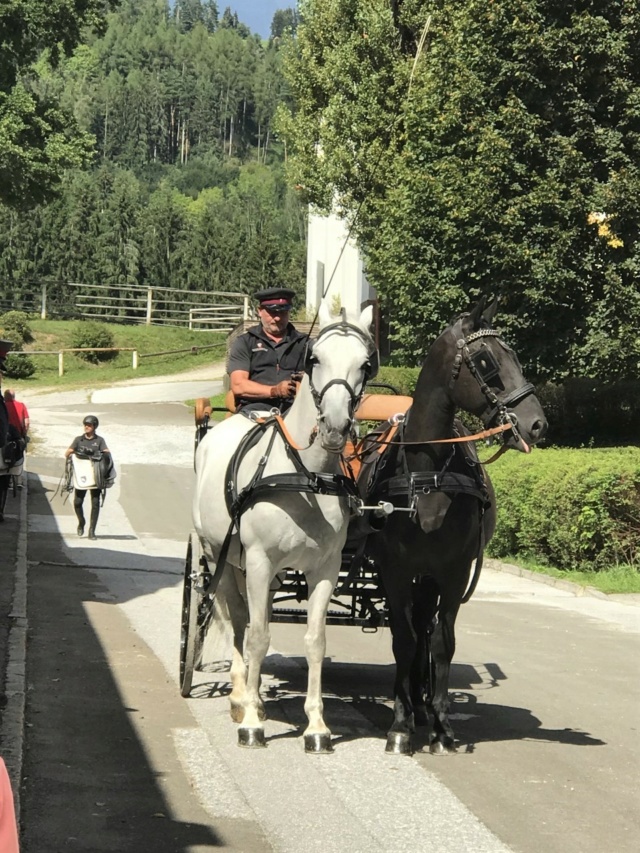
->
[5,400,28,437]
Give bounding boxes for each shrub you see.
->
[536,380,640,447]
[3,352,35,379]
[373,366,420,395]
[0,310,34,345]
[487,447,640,572]
[70,322,117,363]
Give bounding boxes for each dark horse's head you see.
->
[0,339,14,448]
[444,299,547,452]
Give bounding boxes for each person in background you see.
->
[64,415,111,540]
[3,390,29,451]
[227,288,307,415]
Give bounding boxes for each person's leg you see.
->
[74,489,87,535]
[88,489,101,539]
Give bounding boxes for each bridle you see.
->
[449,326,536,441]
[307,317,378,421]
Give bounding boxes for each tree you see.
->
[279,0,640,381]
[271,8,299,40]
[0,0,119,208]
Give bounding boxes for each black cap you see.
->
[254,288,295,312]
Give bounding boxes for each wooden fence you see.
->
[0,281,252,330]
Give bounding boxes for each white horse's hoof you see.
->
[238,727,266,748]
[385,732,413,755]
[304,733,333,753]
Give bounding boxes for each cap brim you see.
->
[261,303,292,312]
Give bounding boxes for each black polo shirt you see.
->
[227,323,308,413]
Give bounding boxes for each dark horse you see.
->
[363,299,547,755]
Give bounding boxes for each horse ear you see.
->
[466,296,487,330]
[318,301,332,328]
[482,298,499,325]
[359,304,374,331]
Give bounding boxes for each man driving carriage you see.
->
[227,287,308,415]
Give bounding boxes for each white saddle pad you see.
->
[72,456,98,490]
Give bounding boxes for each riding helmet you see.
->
[83,415,99,428]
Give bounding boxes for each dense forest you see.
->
[0,0,305,302]
[279,0,640,381]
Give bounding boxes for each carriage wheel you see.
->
[179,531,212,697]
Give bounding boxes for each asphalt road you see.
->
[4,379,640,852]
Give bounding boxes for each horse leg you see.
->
[428,598,461,755]
[411,577,439,728]
[237,557,271,748]
[302,572,337,754]
[215,567,250,723]
[382,570,417,755]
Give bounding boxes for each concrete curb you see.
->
[484,557,613,601]
[3,466,28,819]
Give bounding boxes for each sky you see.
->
[226,1,294,39]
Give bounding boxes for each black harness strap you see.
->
[382,470,490,506]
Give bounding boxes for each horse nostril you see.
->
[531,419,548,440]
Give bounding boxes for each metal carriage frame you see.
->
[179,385,411,698]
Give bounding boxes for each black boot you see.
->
[88,528,97,540]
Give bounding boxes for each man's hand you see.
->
[271,378,297,398]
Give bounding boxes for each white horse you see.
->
[193,304,376,752]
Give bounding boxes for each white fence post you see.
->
[146,288,153,325]
[188,308,193,330]
[243,296,250,320]
[58,351,64,377]
[132,350,138,369]
[41,283,47,320]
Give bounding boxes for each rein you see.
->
[345,420,513,466]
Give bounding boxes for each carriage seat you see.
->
[354,394,412,423]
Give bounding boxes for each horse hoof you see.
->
[238,727,266,748]
[385,732,413,755]
[430,738,457,755]
[304,733,333,754]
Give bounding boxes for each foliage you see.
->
[0,0,307,299]
[0,307,36,375]
[0,311,33,345]
[70,321,117,363]
[3,352,35,379]
[279,0,640,382]
[487,447,640,573]
[373,365,420,395]
[536,379,640,447]
[0,0,118,208]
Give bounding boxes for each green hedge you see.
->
[486,447,640,572]
[374,367,640,447]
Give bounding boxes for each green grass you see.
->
[496,553,640,594]
[12,319,228,388]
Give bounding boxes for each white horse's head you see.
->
[305,303,377,451]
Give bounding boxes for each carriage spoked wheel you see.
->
[179,531,213,697]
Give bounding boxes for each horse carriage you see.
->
[179,300,547,754]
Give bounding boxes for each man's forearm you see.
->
[231,377,279,399]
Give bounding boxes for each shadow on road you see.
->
[188,650,606,754]
[21,469,257,851]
